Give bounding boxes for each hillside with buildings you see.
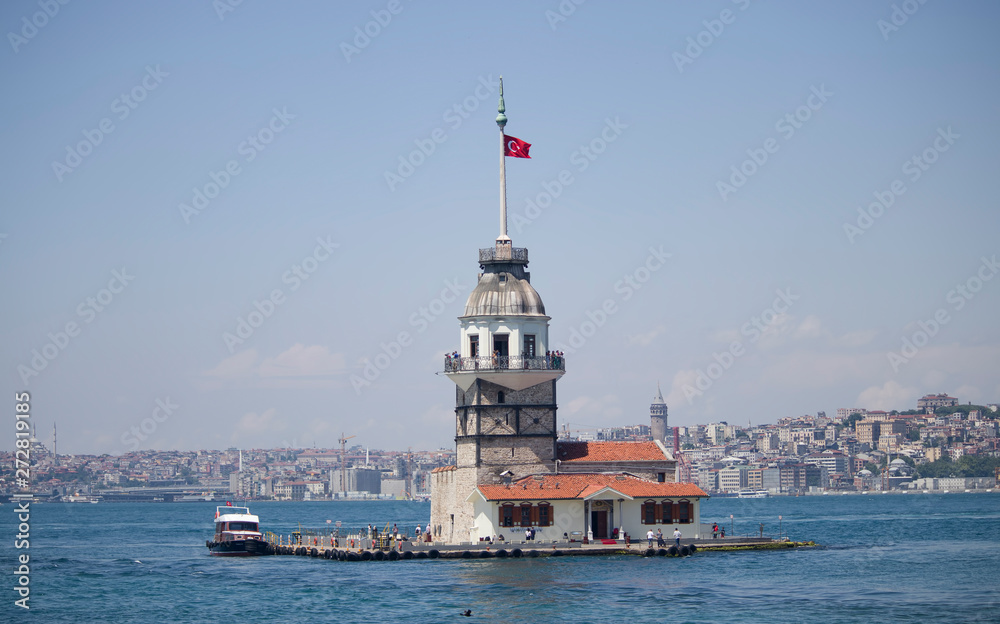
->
[4,393,997,502]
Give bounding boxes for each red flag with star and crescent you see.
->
[504,135,531,158]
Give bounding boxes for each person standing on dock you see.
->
[673,528,682,547]
[646,529,655,548]
[712,523,719,539]
[656,529,665,547]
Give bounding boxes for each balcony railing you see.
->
[479,246,528,263]
[444,354,565,373]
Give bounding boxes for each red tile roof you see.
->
[431,465,456,474]
[476,473,706,501]
[556,441,668,463]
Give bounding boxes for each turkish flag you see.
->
[504,135,531,158]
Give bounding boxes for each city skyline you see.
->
[2,2,999,455]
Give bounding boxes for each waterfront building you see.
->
[430,79,705,543]
[467,475,704,542]
[718,465,749,492]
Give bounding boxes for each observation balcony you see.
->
[443,353,565,392]
[479,246,528,264]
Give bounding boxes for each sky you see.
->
[1,1,998,455]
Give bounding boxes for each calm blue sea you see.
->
[2,493,998,623]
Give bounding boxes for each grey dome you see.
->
[463,272,546,317]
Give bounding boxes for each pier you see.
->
[260,531,815,561]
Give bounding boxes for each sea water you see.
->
[2,493,998,623]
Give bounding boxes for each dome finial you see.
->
[496,75,507,128]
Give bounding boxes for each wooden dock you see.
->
[265,537,816,561]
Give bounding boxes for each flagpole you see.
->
[496,76,510,243]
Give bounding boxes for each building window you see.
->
[497,391,505,404]
[501,504,514,527]
[657,472,666,483]
[469,335,479,357]
[538,503,551,527]
[643,500,657,524]
[521,504,533,527]
[677,500,691,524]
[662,500,674,523]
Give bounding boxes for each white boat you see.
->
[736,490,769,499]
[206,504,272,556]
[62,493,101,503]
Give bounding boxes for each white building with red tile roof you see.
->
[468,474,706,542]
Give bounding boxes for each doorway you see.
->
[493,334,509,368]
[591,510,608,539]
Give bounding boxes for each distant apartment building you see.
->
[837,408,867,421]
[878,433,904,451]
[857,418,907,450]
[696,465,717,491]
[789,428,816,445]
[706,424,726,445]
[597,424,651,441]
[925,447,946,462]
[304,480,327,498]
[918,393,958,413]
[274,481,308,500]
[921,425,951,442]
[718,465,749,492]
[723,424,743,441]
[761,463,822,493]
[330,467,382,495]
[804,451,848,475]
[757,433,781,453]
